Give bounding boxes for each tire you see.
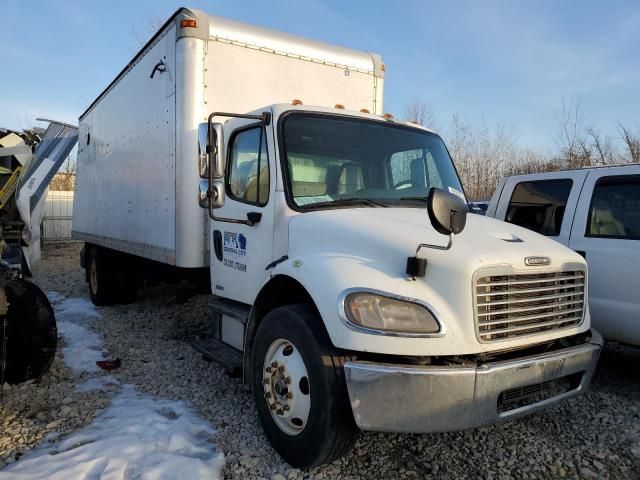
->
[87,247,138,306]
[251,304,358,468]
[0,280,57,384]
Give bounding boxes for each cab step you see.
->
[191,337,243,377]
[190,298,251,377]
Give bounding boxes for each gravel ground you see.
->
[1,242,639,479]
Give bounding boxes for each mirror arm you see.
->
[415,233,453,255]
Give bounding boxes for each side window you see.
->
[389,149,443,190]
[586,175,640,240]
[227,127,269,206]
[506,179,573,236]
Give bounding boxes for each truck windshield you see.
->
[281,113,465,209]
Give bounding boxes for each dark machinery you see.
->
[0,120,77,384]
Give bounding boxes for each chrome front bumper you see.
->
[344,330,603,433]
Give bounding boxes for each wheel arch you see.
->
[243,274,322,383]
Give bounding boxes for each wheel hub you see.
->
[262,339,310,435]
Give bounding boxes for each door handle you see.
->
[246,212,262,226]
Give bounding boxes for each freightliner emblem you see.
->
[525,256,551,266]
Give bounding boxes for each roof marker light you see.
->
[180,19,197,28]
[334,104,345,109]
[292,99,303,105]
[383,113,394,119]
[360,108,370,114]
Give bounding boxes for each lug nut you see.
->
[265,366,272,373]
[271,361,278,368]
[278,365,285,373]
[265,392,271,398]
[286,392,293,399]
[285,377,292,384]
[283,404,290,411]
[276,408,283,415]
[270,404,276,410]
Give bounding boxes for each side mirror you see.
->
[427,187,468,235]
[198,121,225,211]
[198,123,209,178]
[208,122,225,179]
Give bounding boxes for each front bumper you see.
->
[344,330,603,433]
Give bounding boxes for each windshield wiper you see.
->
[399,196,427,202]
[303,197,387,209]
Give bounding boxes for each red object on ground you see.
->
[96,358,122,371]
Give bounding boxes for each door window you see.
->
[227,127,269,206]
[586,175,640,240]
[506,179,573,236]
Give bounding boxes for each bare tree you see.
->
[404,100,436,128]
[554,98,592,169]
[130,16,166,51]
[586,127,618,165]
[617,123,640,163]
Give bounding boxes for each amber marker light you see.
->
[180,19,197,28]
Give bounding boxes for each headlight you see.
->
[343,292,441,335]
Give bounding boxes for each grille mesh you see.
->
[475,270,585,342]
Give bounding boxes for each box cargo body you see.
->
[73,8,385,268]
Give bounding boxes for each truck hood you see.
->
[283,207,588,356]
[287,207,582,273]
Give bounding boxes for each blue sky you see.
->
[1,0,638,151]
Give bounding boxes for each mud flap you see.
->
[0,280,57,384]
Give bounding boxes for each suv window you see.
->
[587,175,640,240]
[506,179,573,236]
[227,127,269,205]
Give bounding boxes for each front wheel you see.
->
[251,304,358,468]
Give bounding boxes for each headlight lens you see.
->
[344,293,441,334]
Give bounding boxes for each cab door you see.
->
[210,115,275,305]
[568,167,640,344]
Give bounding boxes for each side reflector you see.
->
[181,19,197,28]
[334,104,345,109]
[292,99,303,105]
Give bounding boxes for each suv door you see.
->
[569,167,640,345]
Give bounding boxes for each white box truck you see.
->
[73,7,602,468]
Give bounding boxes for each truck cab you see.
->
[199,103,602,467]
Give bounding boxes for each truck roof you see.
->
[263,103,438,134]
[79,7,383,121]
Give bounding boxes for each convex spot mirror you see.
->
[427,187,468,235]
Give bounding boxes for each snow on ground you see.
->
[0,386,224,480]
[48,294,104,373]
[0,293,224,480]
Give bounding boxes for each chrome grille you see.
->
[475,270,585,342]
